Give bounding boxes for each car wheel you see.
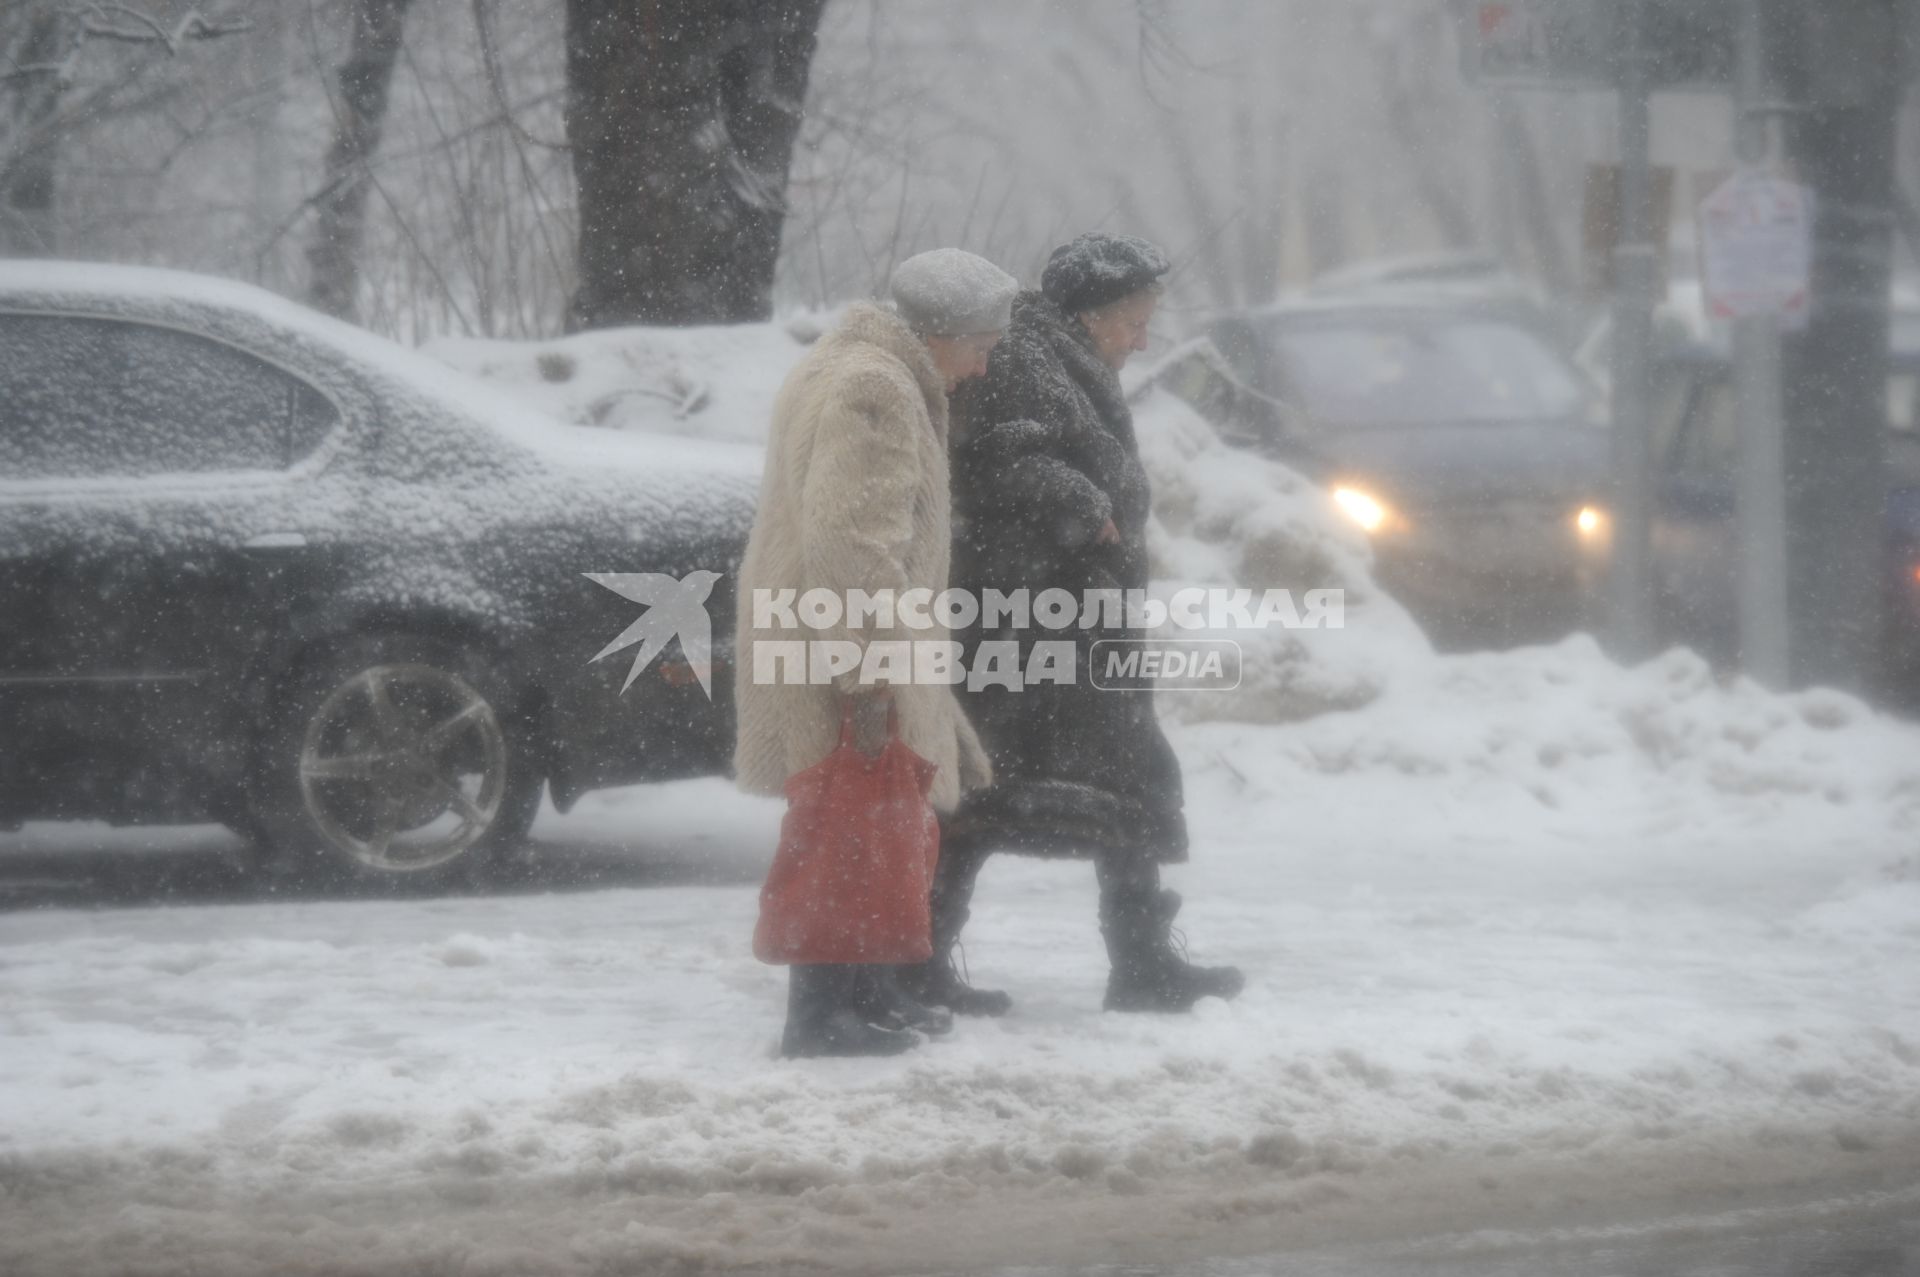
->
[248,632,544,890]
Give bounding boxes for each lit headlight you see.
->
[1332,485,1394,534]
[1575,505,1609,539]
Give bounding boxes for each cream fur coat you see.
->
[732,303,992,812]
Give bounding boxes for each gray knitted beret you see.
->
[889,248,1018,336]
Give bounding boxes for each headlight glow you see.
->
[1575,505,1608,538]
[1332,486,1392,534]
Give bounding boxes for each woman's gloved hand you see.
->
[848,685,894,756]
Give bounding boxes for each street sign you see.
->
[1464,0,1615,88]
[1698,171,1814,322]
[1458,0,1737,92]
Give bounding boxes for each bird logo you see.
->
[585,570,721,698]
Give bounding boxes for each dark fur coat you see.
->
[947,291,1185,865]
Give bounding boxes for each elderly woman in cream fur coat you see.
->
[733,248,1013,1058]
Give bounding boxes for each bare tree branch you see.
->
[74,5,251,52]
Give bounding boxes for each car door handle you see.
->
[242,532,308,550]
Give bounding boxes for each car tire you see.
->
[246,631,544,891]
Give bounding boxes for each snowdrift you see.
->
[427,316,825,444]
[1129,379,1431,724]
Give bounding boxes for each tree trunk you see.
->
[247,2,293,291]
[1380,87,1478,253]
[564,0,828,330]
[1371,10,1477,254]
[1780,98,1899,693]
[1233,105,1287,308]
[1772,1,1902,693]
[1490,95,1573,295]
[1302,156,1350,278]
[1,9,65,256]
[306,0,415,321]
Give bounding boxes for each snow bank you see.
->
[426,315,825,444]
[1183,636,1920,838]
[1131,380,1432,724]
[5,593,1919,1274]
[2,752,1916,1275]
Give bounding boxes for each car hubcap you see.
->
[299,663,508,873]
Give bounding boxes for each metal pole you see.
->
[1732,0,1790,687]
[1608,0,1658,661]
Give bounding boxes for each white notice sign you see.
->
[1698,171,1814,322]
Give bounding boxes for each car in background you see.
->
[1305,251,1581,347]
[0,263,759,889]
[1181,290,1610,649]
[1648,287,1920,693]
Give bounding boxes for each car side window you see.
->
[1651,364,1698,468]
[0,313,115,479]
[1208,319,1270,395]
[0,313,337,481]
[1672,375,1737,479]
[1662,370,1918,478]
[1153,344,1275,445]
[1888,373,1918,435]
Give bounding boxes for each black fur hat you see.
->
[1039,232,1170,314]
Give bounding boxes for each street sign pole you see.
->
[1608,0,1659,662]
[1731,0,1790,688]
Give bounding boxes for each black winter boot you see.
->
[895,950,1013,1017]
[781,965,919,1058]
[1098,866,1244,1013]
[854,966,954,1035]
[895,830,1012,1016]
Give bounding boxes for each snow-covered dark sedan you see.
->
[0,263,759,888]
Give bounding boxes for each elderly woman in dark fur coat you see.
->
[897,233,1245,1016]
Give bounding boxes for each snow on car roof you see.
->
[0,262,763,633]
[1227,287,1554,325]
[0,259,763,484]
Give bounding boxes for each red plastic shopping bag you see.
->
[752,703,941,965]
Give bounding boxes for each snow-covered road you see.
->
[5,643,1919,1276]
